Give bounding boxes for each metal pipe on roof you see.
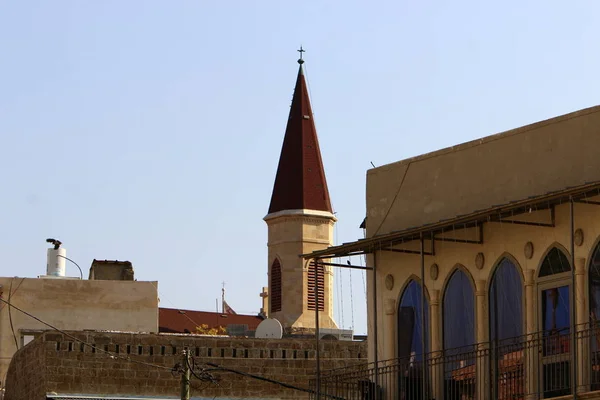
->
[372,251,379,396]
[310,260,373,271]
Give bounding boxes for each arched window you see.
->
[398,279,430,400]
[398,280,429,360]
[489,257,524,400]
[589,243,600,324]
[538,247,571,336]
[270,259,282,312]
[589,241,600,391]
[490,257,523,343]
[538,246,572,398]
[443,269,475,351]
[307,261,324,311]
[443,269,476,400]
[539,247,571,277]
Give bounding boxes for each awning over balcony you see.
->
[302,181,600,260]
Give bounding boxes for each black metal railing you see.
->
[310,323,600,400]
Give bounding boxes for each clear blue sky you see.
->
[1,1,599,335]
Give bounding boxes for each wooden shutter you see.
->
[270,259,282,312]
[307,261,325,311]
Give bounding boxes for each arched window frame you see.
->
[441,265,476,351]
[537,244,573,281]
[587,236,600,324]
[487,254,525,344]
[535,244,574,398]
[536,244,573,333]
[397,276,431,359]
[270,258,282,313]
[307,260,324,311]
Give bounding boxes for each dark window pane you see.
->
[399,280,429,360]
[489,258,523,343]
[542,286,570,333]
[443,270,475,351]
[539,247,571,277]
[589,244,600,324]
[542,285,570,357]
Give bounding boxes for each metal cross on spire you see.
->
[297,46,305,65]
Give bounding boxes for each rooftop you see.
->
[158,307,264,334]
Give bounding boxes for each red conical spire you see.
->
[268,52,333,214]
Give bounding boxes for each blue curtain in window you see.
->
[399,280,430,360]
[443,270,475,351]
[489,258,523,344]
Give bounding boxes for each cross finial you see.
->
[297,46,305,65]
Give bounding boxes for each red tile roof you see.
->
[158,307,264,334]
[268,62,333,214]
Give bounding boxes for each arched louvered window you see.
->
[307,261,324,311]
[270,259,282,313]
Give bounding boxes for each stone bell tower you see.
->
[263,51,337,333]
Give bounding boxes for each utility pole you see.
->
[181,350,190,400]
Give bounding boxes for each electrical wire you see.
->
[149,281,205,332]
[203,361,344,400]
[0,296,172,371]
[371,161,413,237]
[7,278,24,350]
[0,277,24,313]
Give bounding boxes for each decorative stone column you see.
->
[430,289,443,400]
[475,279,488,400]
[575,257,587,392]
[524,269,537,400]
[384,298,396,362]
[384,298,397,398]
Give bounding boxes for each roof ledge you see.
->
[264,209,337,222]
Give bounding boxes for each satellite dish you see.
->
[255,318,283,339]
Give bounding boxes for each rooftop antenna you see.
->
[221,281,226,314]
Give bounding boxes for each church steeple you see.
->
[268,53,332,215]
[263,50,338,333]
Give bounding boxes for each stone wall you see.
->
[5,331,367,400]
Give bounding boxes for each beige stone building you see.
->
[0,257,158,388]
[263,56,337,333]
[304,106,600,399]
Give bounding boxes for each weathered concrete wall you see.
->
[0,278,158,385]
[5,331,367,400]
[366,105,600,236]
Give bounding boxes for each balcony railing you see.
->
[310,323,600,400]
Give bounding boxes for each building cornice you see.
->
[264,209,337,223]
